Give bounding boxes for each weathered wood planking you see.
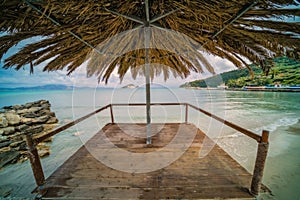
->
[40,123,255,199]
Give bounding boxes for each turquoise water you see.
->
[0,88,299,199]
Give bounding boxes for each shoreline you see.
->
[181,87,300,92]
[227,88,300,92]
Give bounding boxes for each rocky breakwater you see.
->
[0,100,58,169]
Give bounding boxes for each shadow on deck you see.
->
[40,123,255,199]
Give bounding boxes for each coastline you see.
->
[227,88,300,92]
[181,87,300,92]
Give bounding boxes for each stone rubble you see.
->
[0,100,58,169]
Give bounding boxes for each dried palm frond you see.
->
[0,0,299,82]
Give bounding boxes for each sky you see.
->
[0,7,298,89]
[0,37,236,88]
[0,54,236,88]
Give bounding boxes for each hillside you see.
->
[180,57,300,88]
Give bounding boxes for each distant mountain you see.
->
[0,84,119,91]
[180,66,262,88]
[0,84,75,91]
[180,57,300,88]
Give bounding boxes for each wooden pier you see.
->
[25,103,269,199]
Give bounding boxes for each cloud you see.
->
[0,34,238,88]
[0,54,238,88]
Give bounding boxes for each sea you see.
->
[0,88,299,200]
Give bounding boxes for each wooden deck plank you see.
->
[40,123,255,199]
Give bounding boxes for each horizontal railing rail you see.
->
[109,103,264,143]
[34,104,111,144]
[33,103,264,144]
[187,103,263,142]
[111,103,186,106]
[26,102,269,197]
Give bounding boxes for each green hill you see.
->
[180,57,300,88]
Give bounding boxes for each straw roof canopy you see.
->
[0,0,299,82]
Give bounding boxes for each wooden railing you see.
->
[26,103,269,196]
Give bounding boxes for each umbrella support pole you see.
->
[145,56,151,144]
[144,26,152,144]
[144,0,151,144]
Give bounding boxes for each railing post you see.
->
[25,132,45,192]
[185,104,188,124]
[110,104,115,124]
[250,130,269,196]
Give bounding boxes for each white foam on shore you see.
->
[255,116,299,133]
[216,116,299,140]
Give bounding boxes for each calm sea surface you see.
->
[0,88,299,199]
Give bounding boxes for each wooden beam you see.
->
[198,0,259,49]
[261,129,269,143]
[150,23,167,31]
[35,104,110,143]
[144,27,152,144]
[185,104,189,124]
[110,104,115,124]
[105,8,144,25]
[251,130,269,195]
[144,0,152,144]
[111,103,185,106]
[25,132,45,188]
[34,102,262,144]
[187,103,261,142]
[211,0,259,39]
[24,0,103,55]
[150,8,180,23]
[145,0,150,23]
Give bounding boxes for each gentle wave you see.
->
[255,117,299,133]
[216,116,299,139]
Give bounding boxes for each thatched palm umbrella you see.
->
[1,0,299,143]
